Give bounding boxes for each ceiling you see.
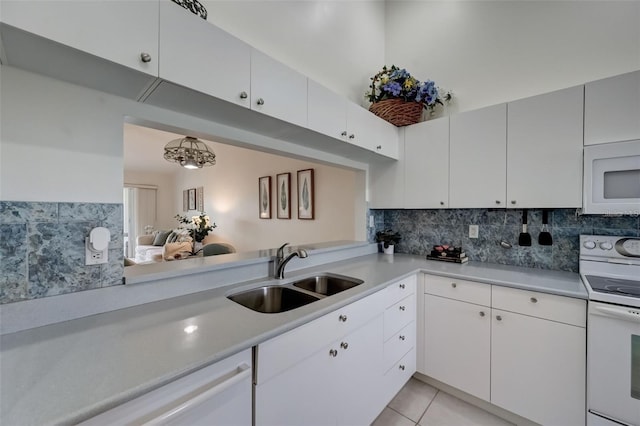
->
[123,123,216,174]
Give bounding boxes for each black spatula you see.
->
[538,209,553,246]
[518,209,532,246]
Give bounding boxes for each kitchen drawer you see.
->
[424,274,491,307]
[384,293,416,340]
[491,286,586,327]
[384,321,415,372]
[256,288,386,384]
[385,275,417,307]
[381,347,416,406]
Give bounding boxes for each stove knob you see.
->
[599,242,613,250]
[583,241,596,249]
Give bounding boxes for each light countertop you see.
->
[0,254,586,425]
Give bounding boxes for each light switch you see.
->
[469,225,479,239]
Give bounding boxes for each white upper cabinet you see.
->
[368,137,405,209]
[251,49,308,128]
[449,104,507,208]
[347,103,400,159]
[308,80,348,140]
[584,70,640,145]
[159,1,250,108]
[308,80,399,159]
[404,117,450,208]
[507,86,584,208]
[0,0,159,99]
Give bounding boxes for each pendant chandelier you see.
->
[163,136,216,169]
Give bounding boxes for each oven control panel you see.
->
[580,235,640,259]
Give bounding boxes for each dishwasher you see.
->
[79,349,251,426]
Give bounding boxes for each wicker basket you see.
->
[369,99,423,127]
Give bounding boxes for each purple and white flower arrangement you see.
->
[367,65,452,110]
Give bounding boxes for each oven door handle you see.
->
[591,304,640,323]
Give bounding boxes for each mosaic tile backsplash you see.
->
[0,202,124,304]
[371,208,640,273]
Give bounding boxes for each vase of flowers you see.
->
[366,65,452,127]
[175,212,217,254]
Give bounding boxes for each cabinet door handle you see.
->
[376,145,382,150]
[140,52,152,63]
[451,283,457,288]
[399,306,406,311]
[349,134,355,139]
[399,335,406,341]
[340,341,349,350]
[496,315,503,321]
[479,311,486,317]
[495,200,501,205]
[530,297,538,303]
[329,349,338,357]
[341,131,347,137]
[338,314,348,322]
[511,200,517,205]
[239,91,248,99]
[399,283,405,289]
[256,98,265,106]
[399,365,406,371]
[440,201,445,206]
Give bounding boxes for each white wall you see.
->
[385,1,640,114]
[124,170,178,230]
[174,142,358,252]
[201,0,386,104]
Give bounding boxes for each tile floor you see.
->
[372,378,515,426]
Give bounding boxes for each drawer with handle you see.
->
[384,320,415,372]
[384,293,416,340]
[424,274,491,307]
[492,285,586,327]
[385,275,417,307]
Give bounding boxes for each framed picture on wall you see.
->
[196,186,204,212]
[297,169,314,220]
[188,188,196,210]
[276,173,291,219]
[183,190,188,212]
[258,176,271,219]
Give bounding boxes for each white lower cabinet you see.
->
[255,316,383,426]
[421,274,586,426]
[255,275,417,426]
[423,294,491,401]
[491,286,586,426]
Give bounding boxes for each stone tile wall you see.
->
[0,202,124,304]
[371,208,640,273]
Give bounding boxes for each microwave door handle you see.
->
[592,305,640,324]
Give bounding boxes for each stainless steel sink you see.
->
[292,274,363,296]
[228,286,320,314]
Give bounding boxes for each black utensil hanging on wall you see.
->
[518,209,532,246]
[539,209,553,246]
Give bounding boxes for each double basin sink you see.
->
[228,273,363,314]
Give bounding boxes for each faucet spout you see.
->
[275,245,308,279]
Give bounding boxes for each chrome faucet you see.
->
[275,243,308,279]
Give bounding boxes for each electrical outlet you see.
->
[369,215,374,228]
[85,237,109,265]
[469,225,479,239]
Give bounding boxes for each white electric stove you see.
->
[580,235,640,426]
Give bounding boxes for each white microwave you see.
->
[583,139,640,215]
